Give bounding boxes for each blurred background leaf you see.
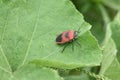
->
[111,11,120,62]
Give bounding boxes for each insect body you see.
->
[56,30,76,44]
[56,28,81,52]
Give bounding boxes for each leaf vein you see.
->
[0,66,11,74]
[0,45,12,73]
[0,10,12,72]
[20,2,42,68]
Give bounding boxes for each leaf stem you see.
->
[82,69,111,80]
[98,4,112,45]
[98,4,110,27]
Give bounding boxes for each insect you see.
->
[56,27,81,52]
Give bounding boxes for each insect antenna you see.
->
[77,26,81,34]
[75,26,81,38]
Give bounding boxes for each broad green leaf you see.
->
[99,7,118,78]
[12,65,63,80]
[110,11,120,62]
[99,38,117,74]
[0,46,63,80]
[0,45,11,73]
[99,10,120,80]
[103,58,120,80]
[101,0,120,10]
[31,31,102,69]
[0,69,11,80]
[0,65,63,80]
[0,0,102,71]
[98,4,116,74]
[0,45,12,80]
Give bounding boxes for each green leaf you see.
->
[101,0,120,10]
[103,58,120,80]
[13,65,63,80]
[31,31,102,69]
[99,10,120,80]
[0,46,63,80]
[98,4,117,74]
[0,46,12,80]
[0,45,12,73]
[99,38,117,74]
[0,0,102,72]
[111,11,120,62]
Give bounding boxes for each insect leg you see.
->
[62,43,69,53]
[72,40,74,51]
[75,40,81,47]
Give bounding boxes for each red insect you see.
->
[56,27,81,52]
